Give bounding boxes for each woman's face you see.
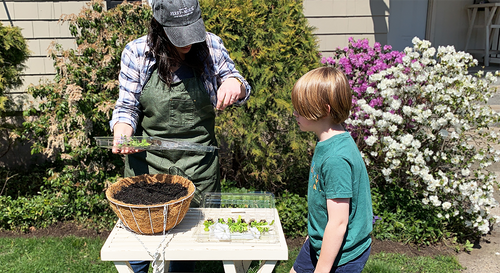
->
[175,45,192,59]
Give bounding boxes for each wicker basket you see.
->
[106,173,195,235]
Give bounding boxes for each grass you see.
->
[0,236,463,273]
[0,237,116,273]
[363,252,463,273]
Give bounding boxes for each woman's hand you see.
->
[112,122,142,154]
[216,77,246,110]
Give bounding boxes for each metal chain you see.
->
[117,201,184,273]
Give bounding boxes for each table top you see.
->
[101,208,289,262]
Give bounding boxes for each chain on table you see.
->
[117,201,187,273]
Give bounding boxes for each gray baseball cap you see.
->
[152,0,207,47]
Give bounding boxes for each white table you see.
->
[465,3,500,66]
[101,208,288,273]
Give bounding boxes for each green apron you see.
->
[124,66,220,207]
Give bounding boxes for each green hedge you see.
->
[0,21,30,159]
[0,22,29,113]
[201,0,319,193]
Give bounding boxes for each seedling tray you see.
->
[94,136,218,152]
[194,192,279,243]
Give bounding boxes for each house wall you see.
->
[427,0,472,50]
[0,0,487,114]
[303,0,390,56]
[2,0,476,108]
[1,0,90,111]
[3,0,393,110]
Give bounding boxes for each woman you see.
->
[110,0,251,271]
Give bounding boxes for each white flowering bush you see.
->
[326,37,500,242]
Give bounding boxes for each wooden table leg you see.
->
[486,7,491,66]
[484,7,499,66]
[222,260,252,273]
[113,261,134,273]
[465,7,478,51]
[256,260,278,273]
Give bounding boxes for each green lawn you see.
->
[0,236,463,273]
[0,237,116,273]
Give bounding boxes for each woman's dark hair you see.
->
[147,18,210,86]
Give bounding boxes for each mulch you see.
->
[0,221,457,258]
[0,222,111,241]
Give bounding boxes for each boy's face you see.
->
[293,110,317,132]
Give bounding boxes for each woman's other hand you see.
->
[216,77,246,110]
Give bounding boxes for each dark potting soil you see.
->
[113,181,188,205]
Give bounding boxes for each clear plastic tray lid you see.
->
[194,192,279,243]
[94,136,218,153]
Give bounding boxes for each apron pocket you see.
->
[169,98,196,127]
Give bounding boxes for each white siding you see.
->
[303,0,390,57]
[1,0,89,110]
[1,0,477,110]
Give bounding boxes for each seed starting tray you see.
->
[194,192,279,244]
[94,136,218,153]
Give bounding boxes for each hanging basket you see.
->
[106,173,195,235]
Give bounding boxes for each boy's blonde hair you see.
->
[291,67,352,123]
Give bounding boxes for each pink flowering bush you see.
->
[322,37,405,147]
[325,37,500,245]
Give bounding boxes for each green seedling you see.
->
[203,215,273,234]
[118,137,151,148]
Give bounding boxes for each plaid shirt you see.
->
[110,32,251,132]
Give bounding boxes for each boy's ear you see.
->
[321,104,333,121]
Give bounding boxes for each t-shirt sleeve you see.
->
[322,156,353,200]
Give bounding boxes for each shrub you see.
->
[324,37,500,243]
[20,0,151,228]
[201,0,320,193]
[275,191,308,238]
[0,22,29,113]
[0,22,30,157]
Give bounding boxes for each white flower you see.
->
[429,195,442,207]
[478,224,490,234]
[442,202,452,210]
[382,168,392,176]
[410,165,420,174]
[365,136,378,146]
[390,99,402,110]
[400,134,414,146]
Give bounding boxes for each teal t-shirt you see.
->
[308,132,373,266]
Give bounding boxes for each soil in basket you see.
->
[113,181,188,205]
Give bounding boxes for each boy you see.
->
[290,67,373,273]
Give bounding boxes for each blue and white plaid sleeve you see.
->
[205,33,251,106]
[110,37,150,132]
